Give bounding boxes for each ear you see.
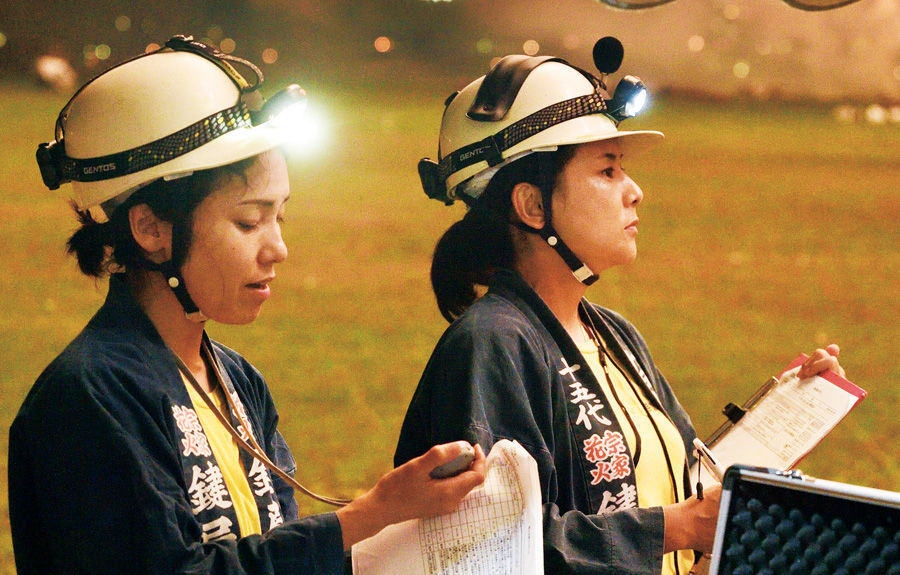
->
[510,182,546,230]
[128,204,172,262]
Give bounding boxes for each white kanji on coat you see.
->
[188,461,233,514]
[200,516,237,542]
[172,404,213,457]
[248,458,276,497]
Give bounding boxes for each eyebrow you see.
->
[238,196,291,208]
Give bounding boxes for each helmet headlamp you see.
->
[250,83,308,127]
[607,75,649,122]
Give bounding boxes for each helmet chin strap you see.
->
[145,259,208,322]
[539,224,599,286]
[512,221,599,286]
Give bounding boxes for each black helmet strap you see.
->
[144,259,207,322]
[512,219,599,286]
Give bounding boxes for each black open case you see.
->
[708,465,900,575]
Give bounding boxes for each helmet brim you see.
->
[452,123,664,202]
[524,113,665,156]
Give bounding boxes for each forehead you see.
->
[209,151,290,206]
[573,138,624,161]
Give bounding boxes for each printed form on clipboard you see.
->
[694,354,867,487]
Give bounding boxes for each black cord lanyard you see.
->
[171,339,351,507]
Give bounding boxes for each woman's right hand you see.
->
[336,441,486,550]
[662,482,721,554]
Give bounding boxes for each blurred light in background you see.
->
[723,4,741,19]
[34,55,77,92]
[688,35,705,53]
[475,38,493,55]
[2,0,897,104]
[95,44,111,61]
[733,60,750,79]
[374,36,393,54]
[832,103,900,124]
[864,104,887,124]
[82,44,98,68]
[220,38,236,54]
[206,26,224,43]
[832,104,856,123]
[262,47,278,64]
[114,15,131,32]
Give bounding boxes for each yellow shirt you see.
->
[579,338,694,575]
[184,376,262,537]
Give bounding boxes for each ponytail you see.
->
[66,207,112,277]
[431,206,514,322]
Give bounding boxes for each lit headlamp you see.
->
[606,75,648,122]
[250,83,308,127]
[36,35,306,191]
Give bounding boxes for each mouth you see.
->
[625,218,639,233]
[246,277,274,290]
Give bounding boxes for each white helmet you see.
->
[419,37,664,205]
[37,35,306,219]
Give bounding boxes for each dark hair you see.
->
[66,158,256,278]
[431,146,576,322]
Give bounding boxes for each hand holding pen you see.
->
[693,438,725,500]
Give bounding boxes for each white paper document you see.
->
[352,439,543,575]
[694,355,866,486]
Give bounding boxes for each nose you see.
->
[624,174,643,206]
[261,223,288,265]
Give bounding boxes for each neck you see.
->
[514,237,591,346]
[130,270,206,375]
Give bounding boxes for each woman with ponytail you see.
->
[395,40,845,575]
[10,37,484,575]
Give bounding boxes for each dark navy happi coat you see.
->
[9,274,344,575]
[395,268,698,575]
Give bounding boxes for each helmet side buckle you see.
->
[418,158,452,205]
[36,140,67,190]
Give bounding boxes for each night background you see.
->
[3,0,900,100]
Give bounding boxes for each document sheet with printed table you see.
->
[352,439,543,575]
[694,354,866,487]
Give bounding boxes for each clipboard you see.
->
[694,354,867,486]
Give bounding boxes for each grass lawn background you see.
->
[0,80,897,573]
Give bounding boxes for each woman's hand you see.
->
[336,441,486,549]
[662,482,721,554]
[797,344,845,379]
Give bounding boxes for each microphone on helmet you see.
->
[592,36,624,75]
